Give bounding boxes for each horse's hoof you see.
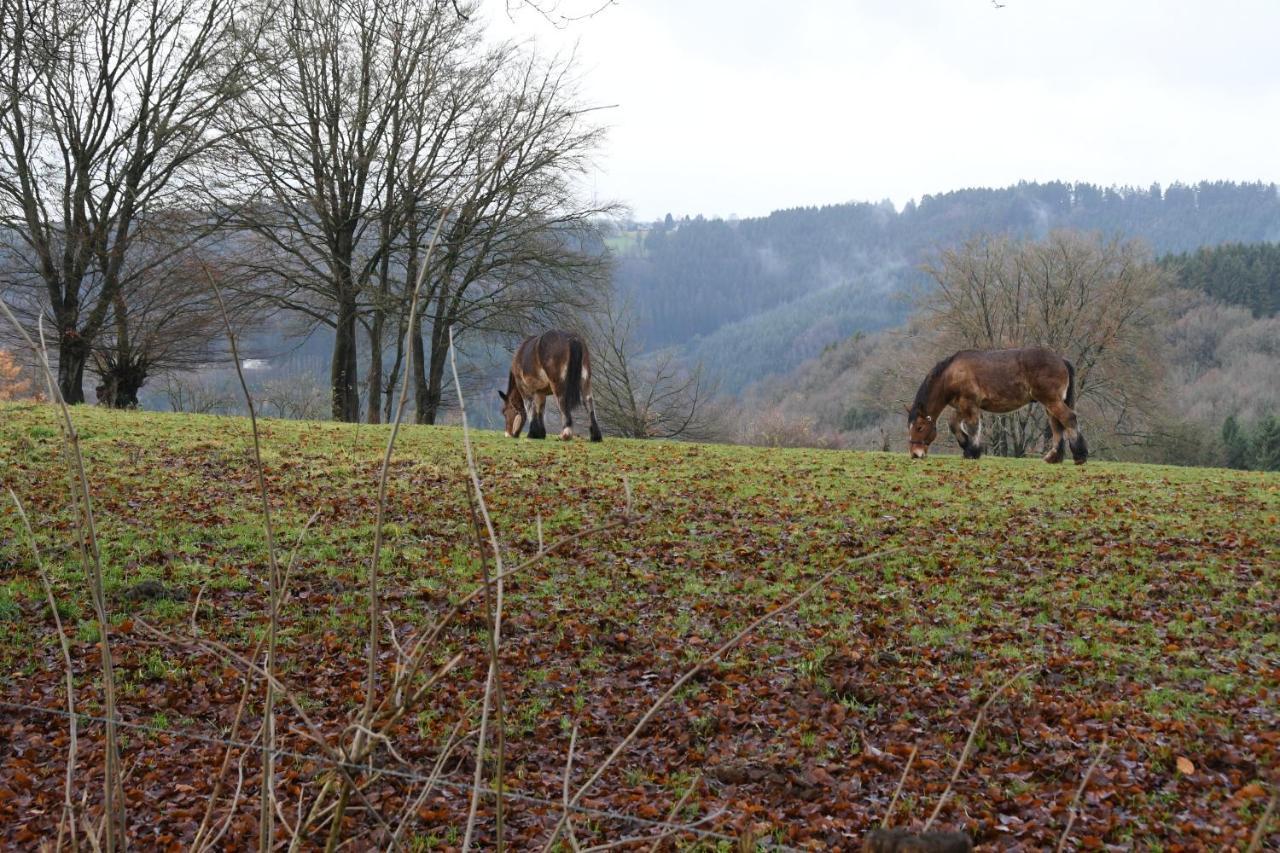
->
[1073,457,1087,465]
[559,428,573,441]
[1043,453,1063,464]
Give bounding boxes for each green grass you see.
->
[0,401,1277,848]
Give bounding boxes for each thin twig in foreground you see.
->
[643,772,703,853]
[203,262,281,853]
[881,745,917,830]
[7,489,79,852]
[326,206,449,852]
[1246,783,1278,853]
[0,300,122,851]
[450,325,507,853]
[192,510,319,853]
[1056,736,1109,853]
[543,546,905,850]
[562,724,582,853]
[922,664,1036,832]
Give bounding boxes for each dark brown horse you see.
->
[906,347,1087,463]
[498,330,602,441]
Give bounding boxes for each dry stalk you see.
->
[562,724,582,852]
[644,772,702,853]
[1246,782,1278,853]
[881,745,917,830]
[324,207,449,851]
[389,718,471,848]
[204,263,282,853]
[464,483,508,852]
[192,510,319,853]
[133,620,401,843]
[922,664,1037,832]
[0,301,122,851]
[7,489,80,852]
[284,513,629,851]
[543,546,905,850]
[1055,737,1109,853]
[450,325,508,852]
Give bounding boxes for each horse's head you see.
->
[906,404,937,458]
[497,389,525,438]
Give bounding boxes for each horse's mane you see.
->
[909,354,956,419]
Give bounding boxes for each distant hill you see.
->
[614,181,1280,389]
[1160,241,1280,317]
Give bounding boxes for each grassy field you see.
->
[0,402,1277,850]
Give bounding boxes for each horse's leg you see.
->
[554,388,574,440]
[1042,411,1066,463]
[1044,400,1087,464]
[528,392,547,439]
[583,374,603,442]
[948,412,970,454]
[954,404,983,459]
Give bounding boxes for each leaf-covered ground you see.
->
[0,402,1277,850]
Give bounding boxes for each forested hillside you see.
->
[615,181,1280,391]
[1160,241,1280,316]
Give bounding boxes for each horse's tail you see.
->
[1063,358,1076,408]
[565,336,585,413]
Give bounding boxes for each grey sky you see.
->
[485,0,1280,221]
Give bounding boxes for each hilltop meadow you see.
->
[0,403,1277,849]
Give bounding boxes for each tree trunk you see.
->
[57,331,89,404]
[420,331,449,425]
[412,311,429,424]
[95,362,146,408]
[332,297,360,422]
[365,310,383,424]
[383,324,404,423]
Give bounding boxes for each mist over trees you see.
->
[615,181,1280,390]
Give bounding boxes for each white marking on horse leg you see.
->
[560,426,572,440]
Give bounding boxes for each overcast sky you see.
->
[484,0,1280,221]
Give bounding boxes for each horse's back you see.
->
[948,347,1069,410]
[513,329,587,392]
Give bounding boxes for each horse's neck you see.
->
[925,378,951,418]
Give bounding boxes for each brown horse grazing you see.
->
[498,330,602,442]
[906,347,1087,464]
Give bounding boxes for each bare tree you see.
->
[920,231,1164,457]
[216,0,485,422]
[162,373,236,413]
[218,0,612,423]
[409,51,614,425]
[589,292,723,440]
[89,231,260,407]
[0,0,260,403]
